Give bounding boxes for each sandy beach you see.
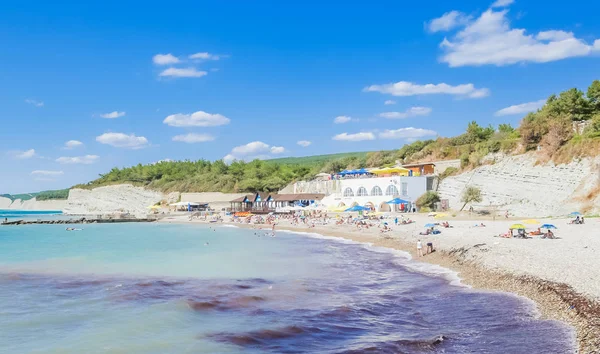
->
[160,213,600,353]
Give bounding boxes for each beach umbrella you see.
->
[434,213,448,219]
[386,198,410,205]
[147,205,161,209]
[522,219,540,224]
[345,205,370,212]
[570,212,582,216]
[424,223,436,228]
[509,223,526,229]
[540,224,557,229]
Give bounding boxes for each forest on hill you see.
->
[75,80,600,194]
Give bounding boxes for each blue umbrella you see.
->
[570,212,582,216]
[424,223,436,228]
[387,198,410,205]
[540,224,557,229]
[345,205,370,212]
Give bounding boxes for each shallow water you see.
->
[0,223,575,353]
[0,209,63,221]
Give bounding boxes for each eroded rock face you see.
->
[438,153,600,217]
[64,185,164,217]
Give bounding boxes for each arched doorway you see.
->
[364,202,375,211]
[379,202,391,212]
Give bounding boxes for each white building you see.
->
[321,176,430,212]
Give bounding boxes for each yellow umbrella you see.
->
[434,213,448,219]
[522,219,540,224]
[147,205,161,209]
[509,223,526,229]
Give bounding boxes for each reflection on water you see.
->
[0,224,575,353]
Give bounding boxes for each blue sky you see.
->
[1,0,600,193]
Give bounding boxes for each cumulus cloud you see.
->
[99,111,126,119]
[334,116,353,124]
[365,81,489,99]
[297,140,312,147]
[25,99,44,107]
[172,133,215,143]
[426,11,470,32]
[56,155,99,164]
[189,52,221,60]
[494,99,546,116]
[384,100,396,105]
[332,132,376,142]
[379,128,438,140]
[491,0,514,7]
[270,146,285,154]
[153,53,180,65]
[432,7,600,67]
[11,149,36,159]
[96,133,149,149]
[31,170,64,176]
[63,140,83,149]
[380,107,432,119]
[224,141,286,163]
[163,111,231,127]
[159,67,207,78]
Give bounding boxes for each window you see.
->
[343,187,354,197]
[371,186,383,196]
[386,185,399,196]
[401,182,408,196]
[357,187,368,196]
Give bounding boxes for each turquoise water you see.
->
[0,223,575,353]
[0,209,63,221]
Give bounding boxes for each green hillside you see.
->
[267,151,375,165]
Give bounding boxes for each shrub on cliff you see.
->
[416,191,440,210]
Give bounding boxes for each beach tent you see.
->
[509,223,526,229]
[345,205,370,212]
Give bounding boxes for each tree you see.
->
[460,186,483,211]
[416,191,440,210]
[587,80,600,113]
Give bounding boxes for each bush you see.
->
[460,186,483,211]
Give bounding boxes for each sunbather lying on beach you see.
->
[529,228,542,236]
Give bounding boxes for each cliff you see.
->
[64,185,165,217]
[438,153,600,217]
[0,197,67,211]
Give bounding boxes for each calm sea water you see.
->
[0,209,63,220]
[0,223,575,353]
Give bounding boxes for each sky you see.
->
[1,0,600,193]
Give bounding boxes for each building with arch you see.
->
[322,176,430,212]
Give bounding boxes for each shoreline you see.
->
[163,217,599,353]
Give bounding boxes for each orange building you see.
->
[402,163,435,176]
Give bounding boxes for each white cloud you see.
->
[189,52,220,60]
[297,140,312,147]
[96,133,149,149]
[365,81,489,99]
[224,141,286,163]
[159,67,207,78]
[63,140,83,149]
[99,111,126,119]
[334,115,353,124]
[25,99,44,107]
[153,53,180,65]
[384,100,396,105]
[426,11,470,32]
[435,8,600,67]
[491,0,514,7]
[163,111,231,127]
[332,132,376,142]
[380,107,432,119]
[11,149,36,159]
[56,155,99,164]
[270,146,285,154]
[31,170,64,176]
[172,133,215,143]
[494,99,546,116]
[231,141,270,155]
[379,127,438,140]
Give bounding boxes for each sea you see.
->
[0,222,575,353]
[0,209,63,221]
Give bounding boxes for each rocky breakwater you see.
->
[438,153,600,217]
[64,184,166,218]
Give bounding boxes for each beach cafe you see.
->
[169,201,209,212]
[230,192,325,213]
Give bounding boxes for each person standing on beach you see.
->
[417,240,423,257]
